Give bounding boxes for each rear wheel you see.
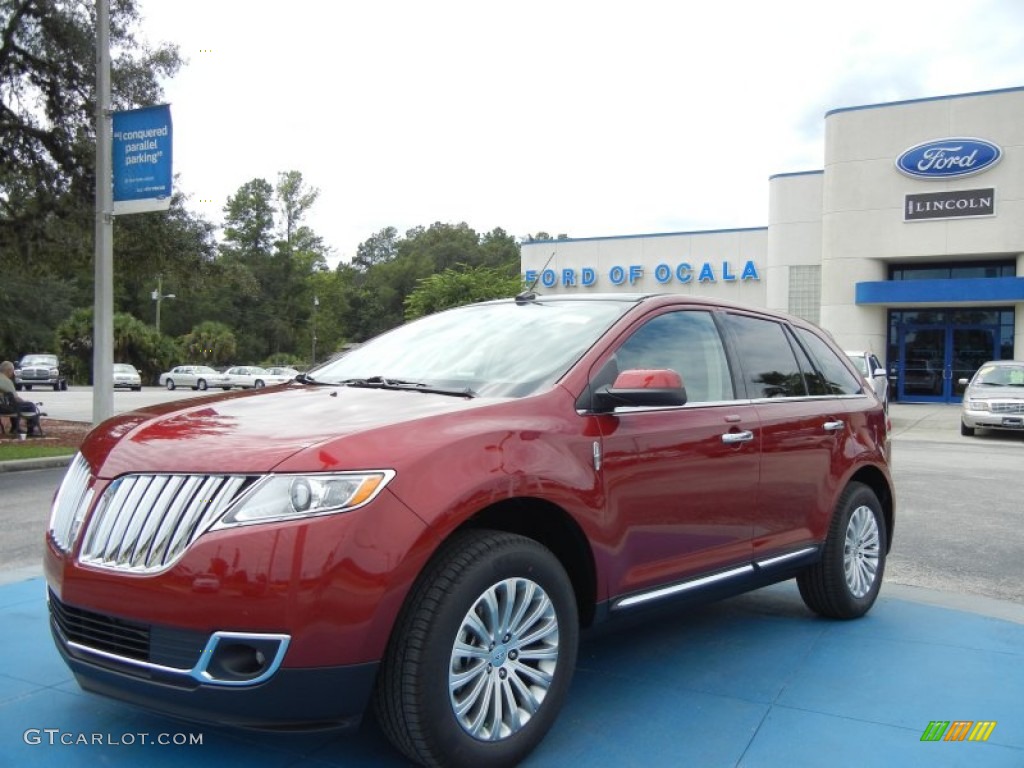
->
[374,530,578,768]
[798,482,886,619]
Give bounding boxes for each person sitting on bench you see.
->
[0,360,44,436]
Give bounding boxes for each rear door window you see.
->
[721,313,807,399]
[793,327,864,396]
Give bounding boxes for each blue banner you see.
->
[112,104,173,214]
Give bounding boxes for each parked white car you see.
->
[223,365,293,389]
[113,363,142,391]
[158,365,232,391]
[959,360,1024,436]
[845,350,889,407]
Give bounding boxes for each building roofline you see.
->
[825,85,1024,118]
[522,226,767,246]
[768,169,823,181]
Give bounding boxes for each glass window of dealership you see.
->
[521,86,1024,403]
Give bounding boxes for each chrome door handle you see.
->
[721,430,754,444]
[823,420,845,432]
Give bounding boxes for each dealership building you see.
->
[521,86,1024,403]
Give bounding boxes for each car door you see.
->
[592,308,761,601]
[721,313,868,558]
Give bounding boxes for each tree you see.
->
[276,170,319,248]
[55,307,170,383]
[221,178,275,261]
[0,0,182,251]
[352,226,399,272]
[404,265,524,320]
[180,321,236,367]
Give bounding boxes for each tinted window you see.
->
[608,311,733,403]
[794,327,863,395]
[722,314,807,398]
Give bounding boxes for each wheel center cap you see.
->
[490,644,508,666]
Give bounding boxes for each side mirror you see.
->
[871,367,886,378]
[592,369,687,413]
[957,378,969,387]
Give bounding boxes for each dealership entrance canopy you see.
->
[521,86,1024,404]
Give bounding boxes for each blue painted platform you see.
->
[1,577,1021,767]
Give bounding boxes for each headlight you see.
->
[216,471,395,526]
[967,399,989,411]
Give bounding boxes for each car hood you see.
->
[966,384,1024,400]
[84,385,505,479]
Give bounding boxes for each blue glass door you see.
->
[899,323,998,402]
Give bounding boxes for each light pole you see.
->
[311,295,319,366]
[151,274,176,334]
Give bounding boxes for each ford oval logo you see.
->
[896,138,1001,179]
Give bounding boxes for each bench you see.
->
[0,392,44,436]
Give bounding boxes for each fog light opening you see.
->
[217,643,268,676]
[198,633,289,685]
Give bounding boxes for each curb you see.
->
[0,455,73,473]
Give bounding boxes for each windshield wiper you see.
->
[341,376,476,398]
[294,373,341,386]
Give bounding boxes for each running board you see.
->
[611,546,818,611]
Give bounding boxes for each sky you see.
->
[135,0,1024,266]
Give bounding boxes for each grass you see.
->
[0,443,76,461]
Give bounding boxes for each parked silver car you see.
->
[845,350,889,407]
[223,365,293,389]
[113,363,142,391]
[157,365,232,391]
[959,360,1024,436]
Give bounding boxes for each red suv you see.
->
[45,294,893,767]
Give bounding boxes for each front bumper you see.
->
[961,406,1024,431]
[49,588,378,729]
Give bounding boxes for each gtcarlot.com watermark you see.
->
[23,728,203,747]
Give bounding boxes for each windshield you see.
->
[311,299,633,398]
[973,364,1024,387]
[846,355,868,375]
[21,355,56,366]
[113,364,136,373]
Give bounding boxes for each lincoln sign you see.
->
[904,188,994,222]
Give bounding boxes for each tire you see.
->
[374,530,578,768]
[53,383,60,391]
[197,379,208,391]
[165,380,176,390]
[254,380,265,388]
[132,386,141,392]
[798,482,886,619]
[960,421,975,437]
[24,385,32,391]
[60,380,68,391]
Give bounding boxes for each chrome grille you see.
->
[991,402,1024,414]
[49,453,95,553]
[80,473,256,573]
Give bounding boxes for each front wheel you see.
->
[798,482,886,619]
[254,380,265,388]
[165,379,176,391]
[960,421,975,437]
[374,530,578,768]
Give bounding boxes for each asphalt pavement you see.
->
[1,403,1022,766]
